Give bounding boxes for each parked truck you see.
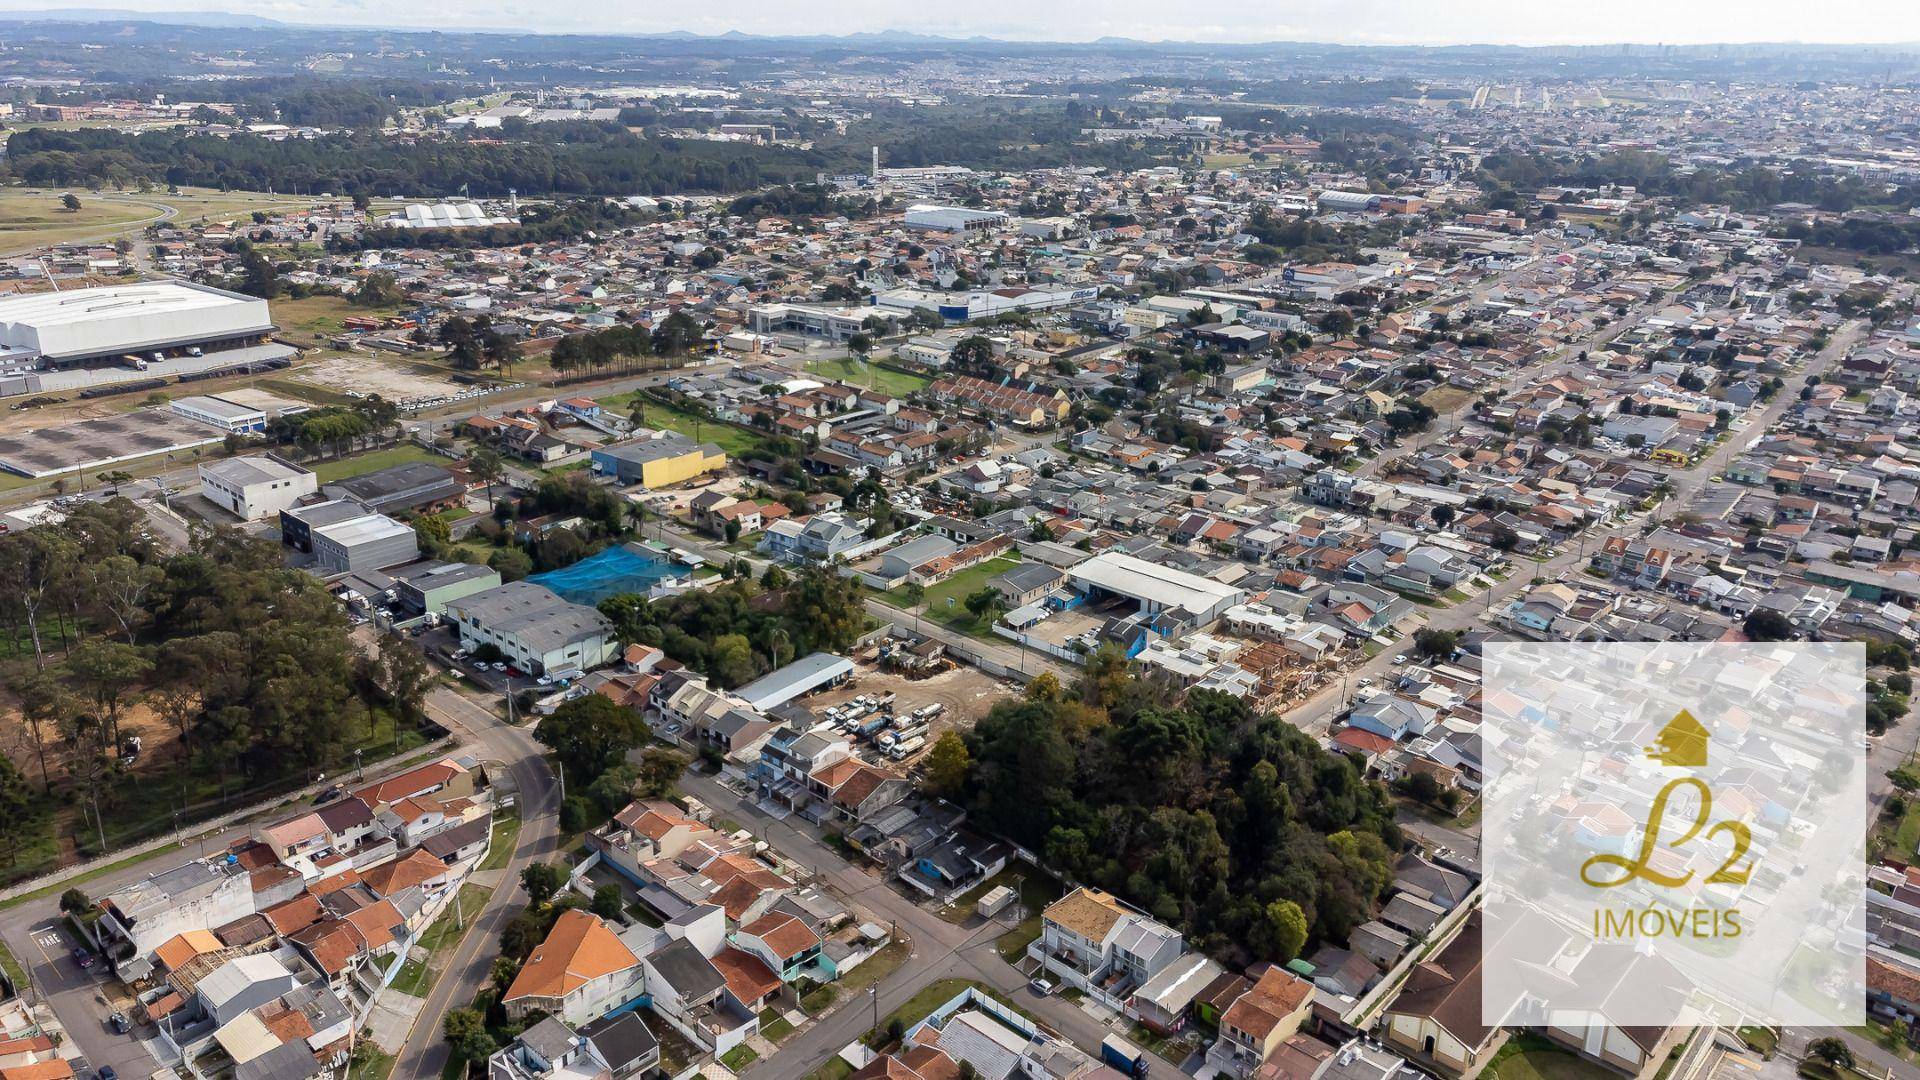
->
[855,715,891,740]
[911,702,946,721]
[886,734,926,760]
[1101,1035,1149,1080]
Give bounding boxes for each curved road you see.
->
[390,686,560,1080]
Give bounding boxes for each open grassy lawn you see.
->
[1485,1034,1621,1080]
[804,358,931,396]
[309,445,450,483]
[884,557,1022,639]
[272,295,400,344]
[605,394,770,459]
[0,190,157,254]
[0,187,323,256]
[1849,1017,1920,1066]
[348,1046,396,1080]
[1735,1026,1778,1059]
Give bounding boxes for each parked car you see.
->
[70,947,94,969]
[1027,977,1054,996]
[108,1012,130,1034]
[99,1067,117,1080]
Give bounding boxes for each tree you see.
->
[469,449,505,504]
[1806,1038,1853,1069]
[591,884,623,920]
[535,694,649,784]
[0,754,38,867]
[963,586,1006,626]
[489,546,533,582]
[60,192,81,212]
[415,513,452,556]
[443,1008,496,1066]
[1262,899,1309,963]
[1431,505,1456,529]
[370,632,433,724]
[1413,628,1460,659]
[635,746,687,797]
[58,888,91,917]
[65,638,152,750]
[520,862,566,908]
[922,731,972,798]
[1743,609,1795,642]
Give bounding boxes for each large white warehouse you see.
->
[1067,551,1245,626]
[0,281,276,369]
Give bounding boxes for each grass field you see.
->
[884,557,1021,639]
[0,191,156,254]
[803,358,931,396]
[0,187,324,257]
[272,295,400,344]
[604,393,770,459]
[309,445,449,483]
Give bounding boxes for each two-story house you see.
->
[501,910,644,1026]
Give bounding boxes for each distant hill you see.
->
[0,8,285,28]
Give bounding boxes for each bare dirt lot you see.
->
[792,661,1017,766]
[291,353,470,404]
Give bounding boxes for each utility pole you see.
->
[869,986,880,1039]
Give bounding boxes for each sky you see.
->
[11,0,1920,46]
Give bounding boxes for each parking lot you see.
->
[21,917,154,1080]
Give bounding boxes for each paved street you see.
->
[675,770,1191,1080]
[0,684,559,1080]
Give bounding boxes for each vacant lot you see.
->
[293,353,471,404]
[884,557,1022,639]
[310,444,451,483]
[803,661,1015,733]
[274,295,402,346]
[603,393,770,459]
[803,358,931,396]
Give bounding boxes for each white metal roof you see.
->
[1067,551,1243,612]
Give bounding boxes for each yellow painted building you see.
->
[592,435,727,489]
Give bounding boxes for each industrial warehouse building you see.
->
[0,280,276,370]
[392,561,503,616]
[444,581,618,676]
[902,205,1008,234]
[320,461,465,516]
[589,434,726,489]
[731,652,855,711]
[170,388,309,434]
[1067,551,1245,627]
[310,512,420,574]
[198,455,318,521]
